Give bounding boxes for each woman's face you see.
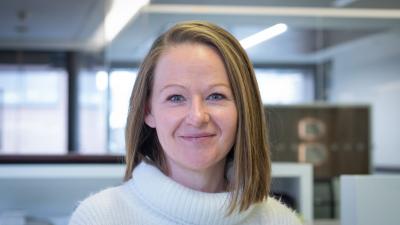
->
[145,43,238,174]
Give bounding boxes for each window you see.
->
[76,68,138,155]
[0,63,314,155]
[78,69,108,154]
[0,64,67,154]
[254,68,314,104]
[108,69,138,153]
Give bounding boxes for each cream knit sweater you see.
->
[69,161,302,225]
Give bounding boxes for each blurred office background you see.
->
[0,0,399,222]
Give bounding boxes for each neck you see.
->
[166,161,227,193]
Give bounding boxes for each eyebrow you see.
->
[158,84,185,94]
[210,83,231,89]
[158,83,231,94]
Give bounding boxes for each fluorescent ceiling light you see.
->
[332,0,359,7]
[105,0,150,43]
[239,23,287,49]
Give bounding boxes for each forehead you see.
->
[152,43,230,86]
[158,43,223,68]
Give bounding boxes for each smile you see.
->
[179,133,216,141]
[181,134,215,138]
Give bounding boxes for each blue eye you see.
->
[168,95,185,103]
[207,93,226,101]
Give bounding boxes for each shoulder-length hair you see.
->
[124,20,270,214]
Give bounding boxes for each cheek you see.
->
[218,108,238,140]
[153,108,182,135]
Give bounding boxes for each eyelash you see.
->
[207,93,226,101]
[166,93,227,103]
[167,95,185,103]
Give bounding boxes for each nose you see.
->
[185,97,210,127]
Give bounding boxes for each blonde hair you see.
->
[124,21,270,214]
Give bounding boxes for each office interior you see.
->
[0,0,399,225]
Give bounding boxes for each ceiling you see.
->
[0,0,400,64]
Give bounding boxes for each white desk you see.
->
[0,163,312,225]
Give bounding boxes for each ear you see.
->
[144,104,156,128]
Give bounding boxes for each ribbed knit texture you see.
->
[69,161,302,225]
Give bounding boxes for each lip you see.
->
[179,133,216,142]
[180,133,216,139]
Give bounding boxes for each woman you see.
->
[70,21,302,225]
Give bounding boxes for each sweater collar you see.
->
[125,160,254,225]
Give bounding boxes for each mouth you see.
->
[179,133,216,140]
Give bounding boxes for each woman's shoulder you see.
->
[74,185,123,208]
[69,185,128,225]
[257,196,303,225]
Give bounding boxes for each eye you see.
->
[207,93,226,101]
[167,95,185,103]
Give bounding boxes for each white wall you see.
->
[328,30,400,168]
